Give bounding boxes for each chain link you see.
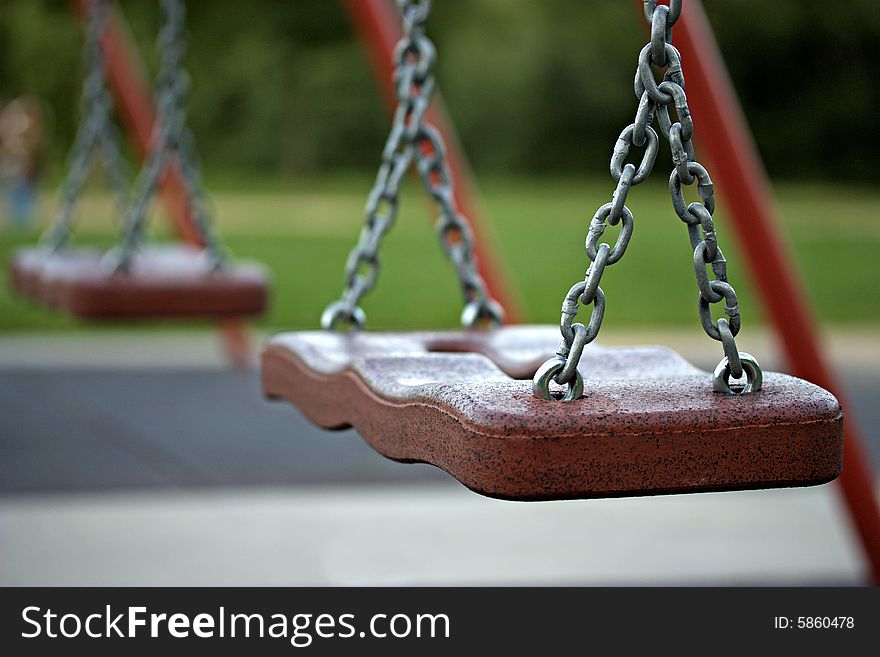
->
[321,0,503,331]
[42,0,130,251]
[112,0,223,272]
[534,0,762,400]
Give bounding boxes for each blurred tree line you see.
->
[0,0,878,181]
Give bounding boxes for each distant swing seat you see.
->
[261,325,844,501]
[10,244,268,319]
[8,0,269,322]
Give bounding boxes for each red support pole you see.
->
[647,0,879,583]
[343,0,523,324]
[74,0,251,366]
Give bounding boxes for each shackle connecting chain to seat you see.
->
[534,0,762,400]
[321,0,504,331]
[111,0,224,273]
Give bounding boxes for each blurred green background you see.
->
[0,0,878,331]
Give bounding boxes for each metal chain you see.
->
[637,1,762,395]
[321,0,503,331]
[534,0,762,400]
[42,0,130,251]
[113,0,223,272]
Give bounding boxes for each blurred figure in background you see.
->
[0,96,43,230]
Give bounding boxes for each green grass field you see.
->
[1,175,878,332]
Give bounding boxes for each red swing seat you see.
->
[10,244,268,319]
[261,325,843,501]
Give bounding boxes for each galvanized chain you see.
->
[321,0,503,331]
[42,0,130,251]
[638,0,761,395]
[533,24,661,399]
[175,109,223,265]
[112,0,224,272]
[534,0,762,400]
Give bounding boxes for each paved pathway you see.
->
[0,330,876,585]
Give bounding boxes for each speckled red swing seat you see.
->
[261,326,843,501]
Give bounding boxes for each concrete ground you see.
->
[0,327,878,585]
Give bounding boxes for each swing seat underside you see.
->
[9,245,268,318]
[261,325,843,501]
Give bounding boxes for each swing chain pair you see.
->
[42,0,130,251]
[534,0,761,401]
[112,0,224,273]
[321,0,503,331]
